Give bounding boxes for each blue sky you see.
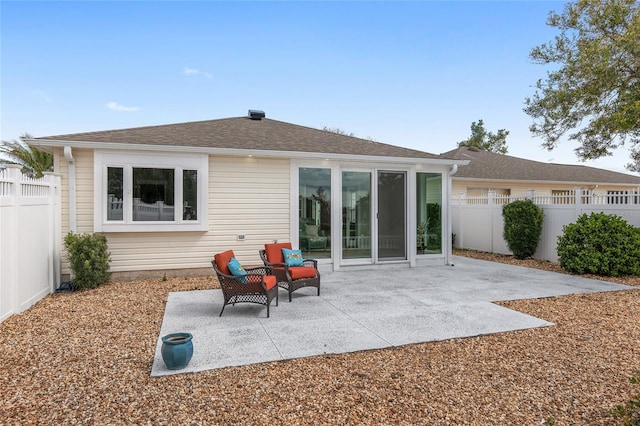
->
[1,0,634,173]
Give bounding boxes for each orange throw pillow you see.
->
[263,275,277,290]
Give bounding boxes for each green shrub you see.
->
[502,199,544,259]
[64,232,111,289]
[610,374,640,425]
[556,213,640,277]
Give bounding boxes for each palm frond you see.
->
[0,136,53,178]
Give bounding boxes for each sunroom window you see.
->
[299,168,331,259]
[416,172,442,254]
[96,152,208,232]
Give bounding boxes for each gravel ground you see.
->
[1,252,639,425]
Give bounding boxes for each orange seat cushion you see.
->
[213,250,235,275]
[264,275,277,290]
[272,266,286,274]
[264,242,292,264]
[289,266,317,280]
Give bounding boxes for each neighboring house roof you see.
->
[442,146,640,186]
[32,115,451,162]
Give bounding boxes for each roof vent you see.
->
[248,110,265,120]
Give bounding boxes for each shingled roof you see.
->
[35,115,445,161]
[442,146,640,185]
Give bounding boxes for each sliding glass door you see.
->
[377,171,406,260]
[297,165,444,266]
[340,170,406,263]
[299,168,331,259]
[341,171,371,261]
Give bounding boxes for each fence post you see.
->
[456,193,465,248]
[575,188,583,205]
[1,166,21,322]
[488,191,495,253]
[574,187,583,220]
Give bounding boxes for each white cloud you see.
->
[183,67,213,79]
[30,90,52,103]
[106,101,140,112]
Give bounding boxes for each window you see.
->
[299,168,331,258]
[95,152,208,232]
[417,173,442,254]
[107,167,123,221]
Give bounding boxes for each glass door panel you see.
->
[416,173,442,254]
[377,171,406,260]
[299,168,331,259]
[342,171,371,260]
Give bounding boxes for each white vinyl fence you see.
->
[0,165,61,323]
[452,189,640,262]
[107,196,175,221]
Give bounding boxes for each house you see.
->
[443,146,640,203]
[446,146,640,261]
[28,111,467,280]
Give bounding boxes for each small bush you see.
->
[502,199,544,259]
[557,212,640,277]
[64,232,111,289]
[610,374,640,425]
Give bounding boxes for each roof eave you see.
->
[454,176,640,187]
[28,138,469,167]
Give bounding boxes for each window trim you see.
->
[94,151,208,232]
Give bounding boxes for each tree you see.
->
[524,0,640,172]
[0,134,53,178]
[458,119,509,154]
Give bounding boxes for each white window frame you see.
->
[94,151,208,232]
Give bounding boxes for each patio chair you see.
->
[211,250,278,318]
[259,242,320,302]
[299,218,328,251]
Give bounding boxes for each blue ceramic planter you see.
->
[161,332,193,370]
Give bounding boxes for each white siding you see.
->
[97,156,290,273]
[453,179,640,199]
[76,149,95,232]
[209,156,290,259]
[56,148,70,236]
[56,148,94,275]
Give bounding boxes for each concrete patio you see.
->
[151,256,635,376]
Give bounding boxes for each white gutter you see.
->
[446,164,458,266]
[63,146,77,233]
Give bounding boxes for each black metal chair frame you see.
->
[259,249,321,302]
[211,262,278,318]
